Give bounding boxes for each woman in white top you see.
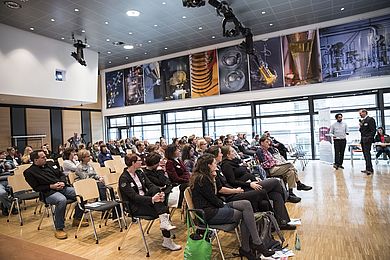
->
[62,147,79,176]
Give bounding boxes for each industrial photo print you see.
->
[105,69,124,108]
[283,30,322,86]
[143,61,164,104]
[124,65,144,106]
[161,55,191,101]
[218,45,249,94]
[190,50,219,98]
[319,14,390,82]
[250,37,284,90]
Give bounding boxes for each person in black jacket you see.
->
[190,154,275,259]
[143,152,172,199]
[23,150,87,240]
[118,154,181,251]
[359,109,377,175]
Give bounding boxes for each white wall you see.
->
[0,23,98,105]
[101,8,390,117]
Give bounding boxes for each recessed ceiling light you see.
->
[139,43,143,47]
[4,1,22,9]
[164,47,168,50]
[154,24,158,27]
[182,15,187,19]
[106,38,110,42]
[108,61,112,64]
[128,32,133,35]
[198,26,203,30]
[148,40,152,43]
[61,37,65,40]
[81,29,85,33]
[340,7,345,11]
[125,56,129,59]
[144,52,148,55]
[269,23,273,26]
[126,10,140,17]
[212,35,215,39]
[50,18,55,22]
[107,51,111,54]
[104,21,109,25]
[261,11,266,15]
[162,2,166,4]
[29,27,34,31]
[74,8,79,12]
[86,44,90,48]
[113,41,124,46]
[124,45,134,49]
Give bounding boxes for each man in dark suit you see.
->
[359,109,377,175]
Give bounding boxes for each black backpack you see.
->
[253,211,285,251]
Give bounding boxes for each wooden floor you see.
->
[0,160,389,259]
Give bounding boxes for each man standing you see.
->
[330,113,349,170]
[358,109,376,175]
[24,150,88,239]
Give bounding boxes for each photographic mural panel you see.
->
[161,56,191,100]
[190,50,219,98]
[143,61,164,104]
[105,70,124,108]
[124,65,144,106]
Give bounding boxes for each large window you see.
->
[105,89,389,159]
[165,110,203,141]
[258,115,312,157]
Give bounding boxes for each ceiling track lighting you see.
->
[3,1,22,9]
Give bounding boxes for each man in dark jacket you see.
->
[24,150,87,240]
[359,109,377,175]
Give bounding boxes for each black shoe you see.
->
[2,208,9,216]
[11,208,18,215]
[252,243,275,257]
[339,165,344,169]
[366,170,373,175]
[287,195,301,203]
[239,247,257,260]
[333,164,339,170]
[361,170,368,173]
[297,183,312,191]
[279,223,297,230]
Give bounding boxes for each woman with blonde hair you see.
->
[21,146,33,164]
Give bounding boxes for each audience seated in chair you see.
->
[23,150,88,240]
[0,150,18,216]
[6,147,21,166]
[62,147,79,176]
[374,127,390,164]
[75,149,107,201]
[190,154,275,259]
[256,137,312,203]
[118,154,181,251]
[98,144,113,167]
[263,131,288,160]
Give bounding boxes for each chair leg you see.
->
[75,212,86,239]
[138,219,150,257]
[6,200,15,223]
[16,200,23,226]
[214,231,225,260]
[114,206,123,231]
[118,217,133,250]
[90,211,99,244]
[234,227,241,247]
[145,219,154,234]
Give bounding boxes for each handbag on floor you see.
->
[184,211,212,260]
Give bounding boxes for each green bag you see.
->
[183,212,212,260]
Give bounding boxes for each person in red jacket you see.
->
[165,144,189,208]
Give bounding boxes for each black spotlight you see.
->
[71,33,87,66]
[182,0,205,8]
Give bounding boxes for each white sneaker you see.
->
[159,213,176,231]
[162,237,182,251]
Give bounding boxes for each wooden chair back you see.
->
[8,174,33,192]
[73,178,99,201]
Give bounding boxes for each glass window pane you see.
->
[313,110,379,159]
[207,105,251,120]
[108,128,119,140]
[109,117,127,127]
[166,110,202,123]
[314,94,376,111]
[256,100,308,116]
[131,125,161,143]
[206,119,252,140]
[384,109,390,133]
[165,122,203,141]
[384,93,390,106]
[131,113,161,125]
[259,115,312,157]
